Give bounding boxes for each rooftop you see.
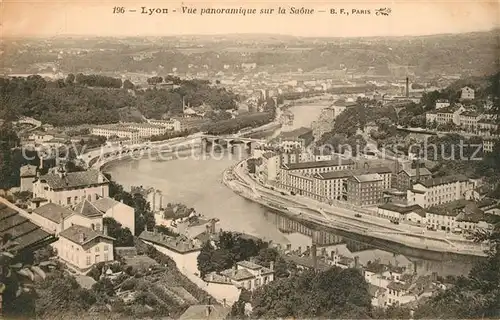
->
[138,231,201,254]
[37,169,108,190]
[179,305,231,320]
[0,202,56,252]
[59,224,114,246]
[416,174,469,188]
[92,197,124,212]
[351,173,382,183]
[283,157,354,170]
[220,267,255,281]
[399,167,432,177]
[33,203,75,223]
[73,199,104,218]
[378,203,424,215]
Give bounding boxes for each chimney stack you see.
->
[232,265,237,276]
[79,233,86,243]
[270,261,274,271]
[103,225,108,236]
[311,243,317,271]
[354,256,360,268]
[413,261,417,274]
[415,158,420,183]
[405,77,409,98]
[431,272,438,282]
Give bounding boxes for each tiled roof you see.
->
[33,203,75,223]
[284,158,354,170]
[92,197,122,212]
[368,284,386,297]
[351,173,382,183]
[138,231,201,253]
[74,199,104,217]
[179,305,231,320]
[220,267,255,281]
[37,170,108,190]
[417,174,469,188]
[387,281,411,291]
[59,224,114,246]
[316,170,353,180]
[378,203,424,214]
[399,167,432,177]
[0,202,56,252]
[237,260,264,270]
[203,272,233,285]
[20,164,37,177]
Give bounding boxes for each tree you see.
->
[251,267,371,319]
[65,73,75,85]
[103,217,134,246]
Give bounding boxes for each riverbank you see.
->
[222,160,488,260]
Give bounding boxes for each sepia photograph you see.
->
[0,0,499,319]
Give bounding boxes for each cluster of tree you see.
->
[202,112,274,135]
[250,267,372,319]
[317,133,368,157]
[104,173,155,235]
[103,217,134,247]
[0,74,240,126]
[196,232,267,277]
[72,73,123,88]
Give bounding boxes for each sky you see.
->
[1,0,498,38]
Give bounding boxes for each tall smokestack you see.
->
[405,77,409,98]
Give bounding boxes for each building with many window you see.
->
[90,125,140,143]
[58,224,114,272]
[32,168,110,209]
[396,167,433,190]
[407,175,473,208]
[346,173,385,206]
[147,118,181,131]
[218,260,275,291]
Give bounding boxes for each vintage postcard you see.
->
[0,0,499,319]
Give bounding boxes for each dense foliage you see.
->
[251,267,372,319]
[197,232,267,277]
[103,217,134,247]
[0,75,239,126]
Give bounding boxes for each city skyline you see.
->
[1,0,498,38]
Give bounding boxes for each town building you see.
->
[278,158,355,193]
[32,168,110,209]
[19,164,37,192]
[458,111,481,131]
[426,200,492,232]
[275,127,314,152]
[377,203,427,224]
[407,174,473,208]
[90,125,140,143]
[92,197,136,235]
[346,173,384,206]
[218,260,275,291]
[396,167,433,190]
[139,231,202,274]
[57,224,114,272]
[460,86,475,100]
[123,123,169,138]
[256,152,280,183]
[435,99,450,109]
[147,118,182,131]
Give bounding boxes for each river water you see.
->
[105,104,478,277]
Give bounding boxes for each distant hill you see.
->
[2,29,498,76]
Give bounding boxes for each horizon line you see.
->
[3,27,499,40]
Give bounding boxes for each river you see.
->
[105,103,479,277]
